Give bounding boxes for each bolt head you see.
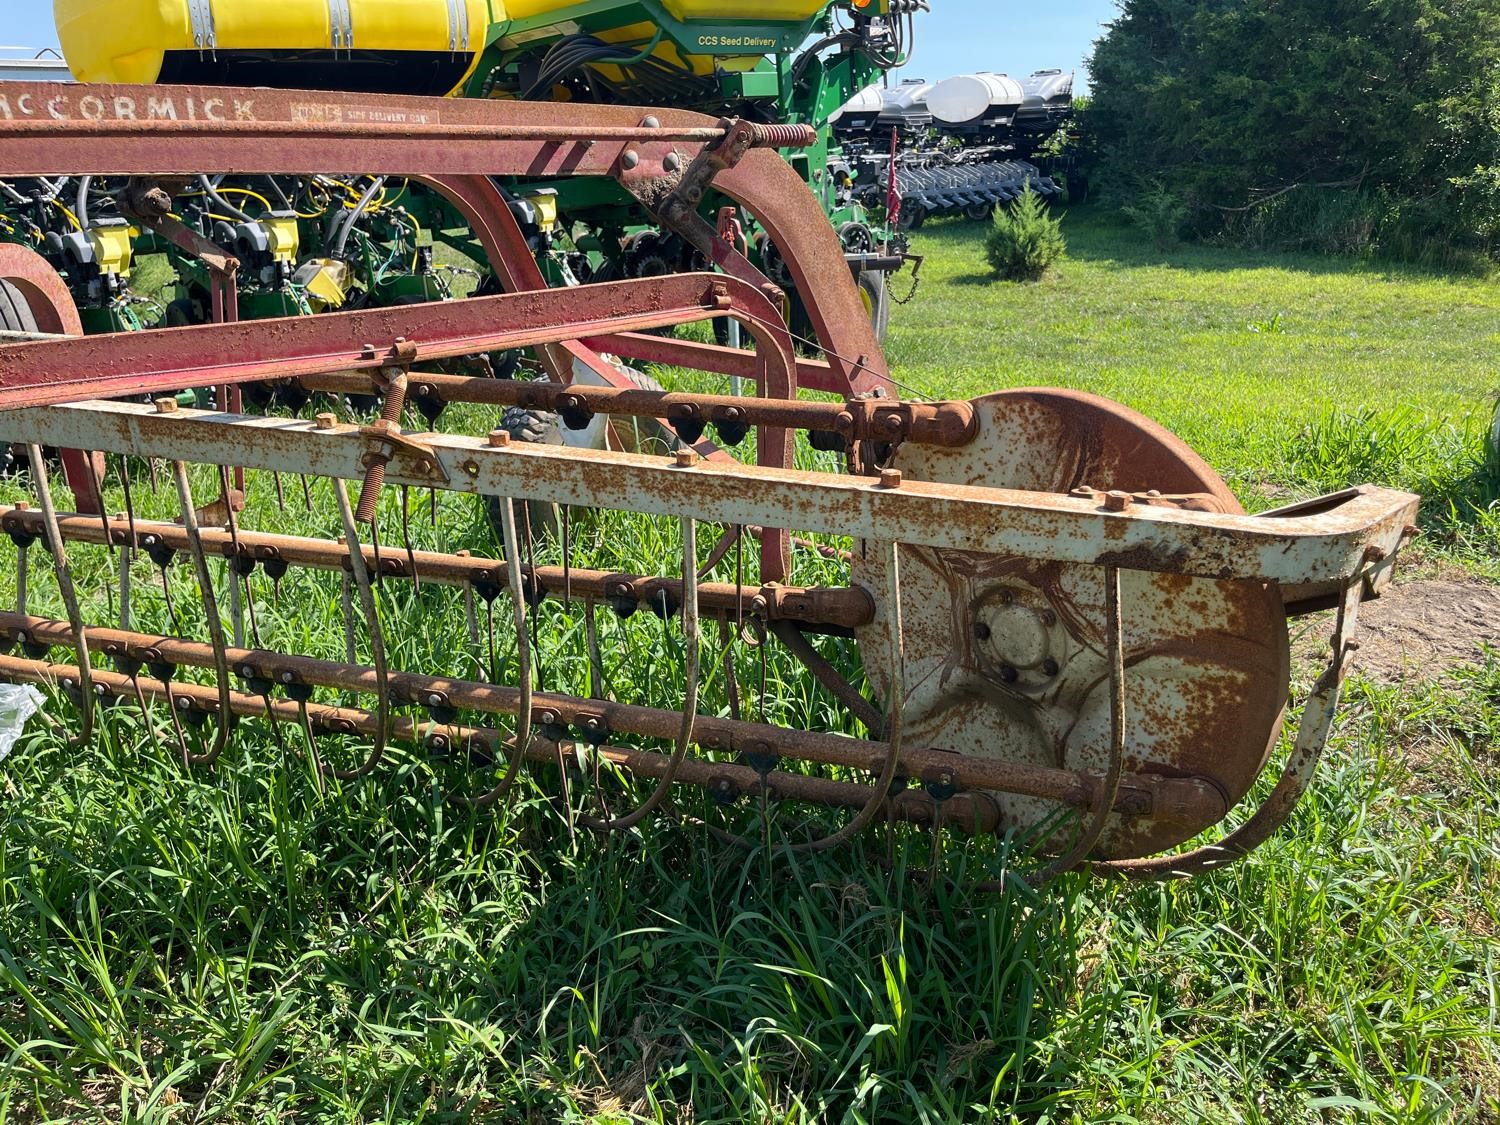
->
[675,447,700,468]
[487,429,512,448]
[639,115,660,129]
[664,152,683,173]
[314,412,338,430]
[1104,490,1132,512]
[621,150,641,170]
[153,397,179,414]
[878,468,903,489]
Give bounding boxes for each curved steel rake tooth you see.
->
[578,517,700,833]
[1022,566,1128,889]
[401,487,420,593]
[27,444,94,747]
[449,494,533,810]
[15,537,26,616]
[170,460,234,767]
[785,537,905,855]
[324,478,389,781]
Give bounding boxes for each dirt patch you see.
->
[1337,579,1500,681]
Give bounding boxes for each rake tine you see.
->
[171,460,233,767]
[163,685,192,764]
[15,540,26,615]
[718,616,742,722]
[227,567,246,649]
[561,504,572,609]
[485,600,498,687]
[369,513,384,588]
[521,504,546,692]
[734,524,744,636]
[27,444,95,747]
[219,465,246,648]
[146,456,160,497]
[401,486,420,593]
[578,517,699,832]
[584,600,610,702]
[297,700,328,797]
[1025,566,1127,888]
[451,494,533,809]
[242,567,263,650]
[339,541,357,664]
[128,672,155,742]
[555,738,576,845]
[327,477,390,780]
[89,453,113,555]
[272,471,286,510]
[787,538,905,854]
[299,473,313,512]
[158,565,180,634]
[117,530,132,631]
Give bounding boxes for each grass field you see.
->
[0,207,1498,1122]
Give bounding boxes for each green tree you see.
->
[1083,0,1500,261]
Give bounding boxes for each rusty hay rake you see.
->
[0,84,1420,884]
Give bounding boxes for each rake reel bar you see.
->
[0,85,1421,883]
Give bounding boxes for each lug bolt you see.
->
[1042,658,1060,676]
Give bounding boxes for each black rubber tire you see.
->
[857,270,891,345]
[0,280,38,475]
[484,364,667,548]
[0,279,39,334]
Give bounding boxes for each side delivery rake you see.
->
[0,84,1420,884]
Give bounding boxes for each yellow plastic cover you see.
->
[55,0,494,91]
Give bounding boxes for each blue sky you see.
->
[4,1,1119,88]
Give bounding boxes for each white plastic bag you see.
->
[0,684,44,763]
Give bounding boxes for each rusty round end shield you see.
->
[853,389,1290,859]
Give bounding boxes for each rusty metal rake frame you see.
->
[0,84,1422,883]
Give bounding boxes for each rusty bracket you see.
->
[837,399,979,450]
[120,178,240,281]
[358,421,449,487]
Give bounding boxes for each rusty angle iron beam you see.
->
[0,273,792,410]
[0,399,1420,586]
